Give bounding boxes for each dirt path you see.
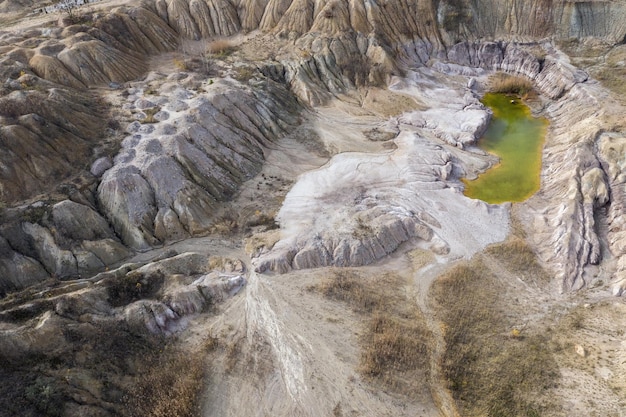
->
[409,260,461,417]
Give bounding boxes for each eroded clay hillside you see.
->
[0,1,625,416]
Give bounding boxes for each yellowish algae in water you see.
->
[463,93,548,204]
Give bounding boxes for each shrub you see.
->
[232,66,256,82]
[141,106,161,124]
[106,271,164,307]
[25,376,65,417]
[173,57,188,71]
[205,39,235,56]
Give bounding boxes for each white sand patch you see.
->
[253,72,509,273]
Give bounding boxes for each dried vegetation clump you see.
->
[0,312,213,417]
[489,73,535,96]
[316,270,431,395]
[431,248,559,416]
[125,337,216,417]
[206,39,236,56]
[484,238,549,286]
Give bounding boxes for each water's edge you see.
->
[463,93,548,204]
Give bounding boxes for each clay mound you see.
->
[258,0,292,31]
[271,0,314,36]
[237,0,269,31]
[29,54,86,89]
[0,80,107,203]
[10,7,177,90]
[98,78,301,250]
[0,0,32,13]
[95,8,178,55]
[58,37,147,85]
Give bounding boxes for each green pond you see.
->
[462,93,548,204]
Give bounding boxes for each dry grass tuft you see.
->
[484,238,549,286]
[209,210,239,236]
[173,57,189,71]
[489,73,534,97]
[431,258,558,416]
[317,270,383,313]
[360,309,429,392]
[315,270,431,396]
[126,337,216,417]
[206,39,235,56]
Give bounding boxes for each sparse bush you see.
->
[141,106,161,124]
[360,310,429,379]
[183,56,215,76]
[244,211,278,230]
[317,270,382,313]
[232,66,256,82]
[205,39,235,56]
[106,271,164,307]
[58,0,93,25]
[19,203,49,224]
[209,210,239,236]
[173,57,188,71]
[25,376,65,417]
[489,73,534,97]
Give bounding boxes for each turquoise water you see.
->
[463,93,548,204]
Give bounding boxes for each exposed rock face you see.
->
[0,79,107,203]
[98,76,301,250]
[447,0,626,43]
[0,235,49,295]
[597,133,626,295]
[0,200,132,289]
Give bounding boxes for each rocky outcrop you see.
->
[0,76,107,203]
[531,81,611,291]
[98,76,300,250]
[0,235,49,296]
[597,133,626,295]
[0,199,132,292]
[0,250,246,415]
